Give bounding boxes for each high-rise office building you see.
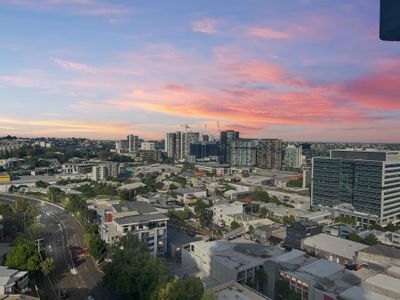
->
[312,150,400,226]
[220,130,240,163]
[229,139,259,167]
[258,139,282,169]
[284,144,303,168]
[127,135,139,152]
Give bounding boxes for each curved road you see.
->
[0,192,114,300]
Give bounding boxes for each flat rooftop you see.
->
[303,233,368,260]
[339,285,393,300]
[212,281,271,300]
[364,273,400,297]
[299,259,344,279]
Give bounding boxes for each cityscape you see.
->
[1,1,400,300]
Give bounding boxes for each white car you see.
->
[87,296,95,300]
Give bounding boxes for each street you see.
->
[0,193,114,300]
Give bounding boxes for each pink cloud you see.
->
[339,59,400,110]
[54,58,95,73]
[247,27,292,40]
[192,18,219,34]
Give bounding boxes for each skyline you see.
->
[1,0,400,143]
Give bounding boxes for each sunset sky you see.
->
[0,0,399,142]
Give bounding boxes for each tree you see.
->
[35,180,49,188]
[364,234,378,245]
[201,289,217,300]
[46,187,65,203]
[157,277,204,300]
[103,235,169,299]
[251,190,269,202]
[88,234,107,260]
[27,223,45,240]
[5,239,41,272]
[260,207,269,218]
[41,257,55,275]
[348,232,363,243]
[230,221,241,230]
[283,215,296,225]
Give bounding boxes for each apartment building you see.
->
[100,202,169,256]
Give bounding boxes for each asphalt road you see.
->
[0,193,114,300]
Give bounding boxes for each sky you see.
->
[0,0,399,142]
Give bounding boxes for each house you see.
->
[175,188,207,204]
[0,266,29,295]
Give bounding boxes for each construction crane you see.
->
[180,124,190,132]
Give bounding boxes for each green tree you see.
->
[260,207,269,218]
[26,223,45,240]
[103,235,169,299]
[283,215,296,225]
[172,176,187,187]
[348,232,363,243]
[88,234,107,260]
[46,187,65,203]
[35,180,49,188]
[201,289,217,300]
[364,234,378,245]
[251,190,269,202]
[157,277,204,300]
[41,257,55,276]
[230,221,241,230]
[5,239,41,272]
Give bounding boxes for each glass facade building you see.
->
[312,150,400,226]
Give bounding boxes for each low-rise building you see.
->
[296,210,332,225]
[284,221,323,249]
[182,239,284,289]
[212,280,272,300]
[0,266,29,295]
[175,188,207,204]
[357,244,400,267]
[100,202,169,256]
[301,233,368,265]
[212,202,243,227]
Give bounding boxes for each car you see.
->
[60,289,69,299]
[87,296,95,300]
[56,240,62,246]
[104,257,113,263]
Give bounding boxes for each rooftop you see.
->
[114,213,168,225]
[359,244,400,259]
[212,281,271,300]
[339,285,393,300]
[303,233,368,260]
[112,202,159,214]
[364,273,400,297]
[298,259,344,279]
[117,182,146,190]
